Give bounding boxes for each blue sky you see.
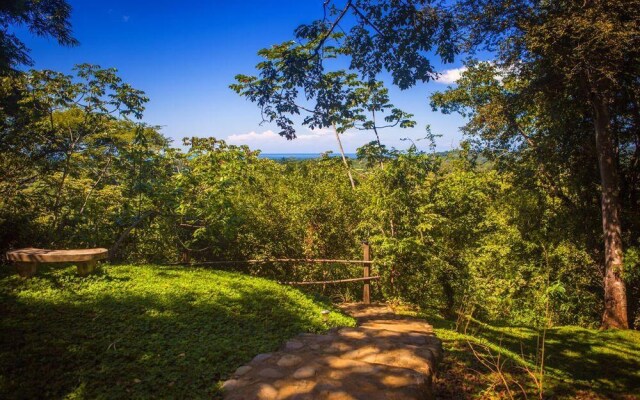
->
[16,0,467,153]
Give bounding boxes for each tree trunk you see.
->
[593,96,629,329]
[440,272,456,320]
[332,124,356,189]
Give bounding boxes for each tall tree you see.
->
[231,36,415,185]
[0,0,77,73]
[0,65,148,245]
[447,0,639,328]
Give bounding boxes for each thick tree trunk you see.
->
[593,97,629,329]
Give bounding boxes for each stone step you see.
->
[222,304,442,400]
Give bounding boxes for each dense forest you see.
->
[1,1,640,398]
[1,61,638,330]
[2,0,639,330]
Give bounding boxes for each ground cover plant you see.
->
[420,313,640,398]
[0,264,354,399]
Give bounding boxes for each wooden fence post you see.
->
[362,242,370,304]
[181,249,191,264]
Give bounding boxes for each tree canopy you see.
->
[233,0,640,329]
[0,0,77,73]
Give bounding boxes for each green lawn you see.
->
[420,314,640,399]
[0,264,355,399]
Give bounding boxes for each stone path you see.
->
[222,303,443,400]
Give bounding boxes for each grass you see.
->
[413,313,640,399]
[0,264,355,399]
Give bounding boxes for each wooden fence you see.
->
[177,242,378,304]
[282,242,378,304]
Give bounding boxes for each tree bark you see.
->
[593,96,629,329]
[332,124,356,189]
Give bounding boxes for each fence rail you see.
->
[172,258,373,265]
[283,275,380,286]
[174,243,376,303]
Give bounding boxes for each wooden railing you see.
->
[176,242,378,304]
[282,243,378,304]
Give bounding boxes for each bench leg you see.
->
[15,262,38,278]
[77,260,97,277]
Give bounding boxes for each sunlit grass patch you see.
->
[0,264,355,399]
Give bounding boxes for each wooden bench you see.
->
[6,248,108,278]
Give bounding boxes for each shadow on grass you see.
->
[0,264,352,399]
[425,314,640,398]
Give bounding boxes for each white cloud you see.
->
[226,128,336,144]
[122,15,130,22]
[226,130,280,142]
[297,127,335,140]
[435,66,467,84]
[225,128,362,153]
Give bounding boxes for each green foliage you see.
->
[230,32,414,146]
[173,139,361,265]
[350,147,600,327]
[232,0,640,328]
[1,2,639,397]
[0,66,170,260]
[0,105,622,326]
[0,0,78,72]
[0,264,354,399]
[422,314,640,398]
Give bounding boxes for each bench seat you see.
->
[6,248,108,278]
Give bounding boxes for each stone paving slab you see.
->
[222,303,442,400]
